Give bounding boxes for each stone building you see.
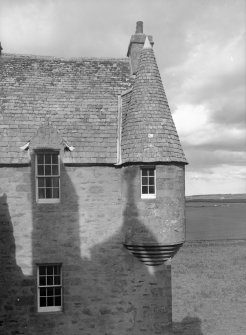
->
[0,22,187,334]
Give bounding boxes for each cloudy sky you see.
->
[0,0,245,195]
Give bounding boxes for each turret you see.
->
[123,27,187,266]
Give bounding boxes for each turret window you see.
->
[141,167,156,199]
[35,151,60,203]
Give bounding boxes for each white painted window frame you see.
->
[35,151,60,204]
[37,264,63,313]
[141,166,156,199]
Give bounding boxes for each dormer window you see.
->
[35,151,60,203]
[141,166,156,199]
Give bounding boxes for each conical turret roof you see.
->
[121,37,187,164]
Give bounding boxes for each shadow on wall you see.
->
[172,316,203,335]
[74,165,173,334]
[0,193,32,333]
[0,160,196,335]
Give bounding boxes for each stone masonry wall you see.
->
[0,162,181,334]
[123,164,185,245]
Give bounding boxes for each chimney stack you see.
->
[127,21,154,75]
[135,21,143,34]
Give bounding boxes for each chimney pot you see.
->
[136,21,143,34]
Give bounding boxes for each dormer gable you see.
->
[19,121,75,164]
[30,121,64,152]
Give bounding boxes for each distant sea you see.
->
[185,199,246,241]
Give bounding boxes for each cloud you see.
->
[166,30,245,104]
[185,148,246,170]
[174,102,246,195]
[186,165,246,195]
[0,0,170,57]
[210,87,246,128]
[163,5,246,145]
[0,0,56,55]
[173,104,246,150]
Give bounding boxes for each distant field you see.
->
[186,199,246,203]
[185,202,246,241]
[186,193,246,202]
[172,240,246,335]
[170,198,246,334]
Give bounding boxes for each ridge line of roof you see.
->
[1,53,129,62]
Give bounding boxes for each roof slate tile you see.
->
[120,42,187,164]
[0,54,132,164]
[1,38,186,165]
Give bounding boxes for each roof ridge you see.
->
[1,53,129,62]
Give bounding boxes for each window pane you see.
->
[37,154,44,164]
[38,189,45,199]
[55,296,61,306]
[38,166,44,175]
[53,178,59,188]
[39,276,46,286]
[52,154,58,164]
[54,265,60,275]
[149,177,155,185]
[142,186,148,194]
[45,166,51,176]
[47,287,54,296]
[54,276,60,285]
[149,186,155,194]
[148,169,155,176]
[40,288,46,296]
[55,287,61,295]
[39,266,46,275]
[45,154,51,164]
[142,169,148,176]
[46,188,52,198]
[40,297,46,307]
[47,266,53,275]
[52,165,58,175]
[53,188,59,199]
[47,297,54,306]
[46,178,52,187]
[142,177,148,185]
[47,276,53,285]
[38,178,45,187]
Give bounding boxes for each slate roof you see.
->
[0,39,186,165]
[120,39,187,164]
[0,54,132,164]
